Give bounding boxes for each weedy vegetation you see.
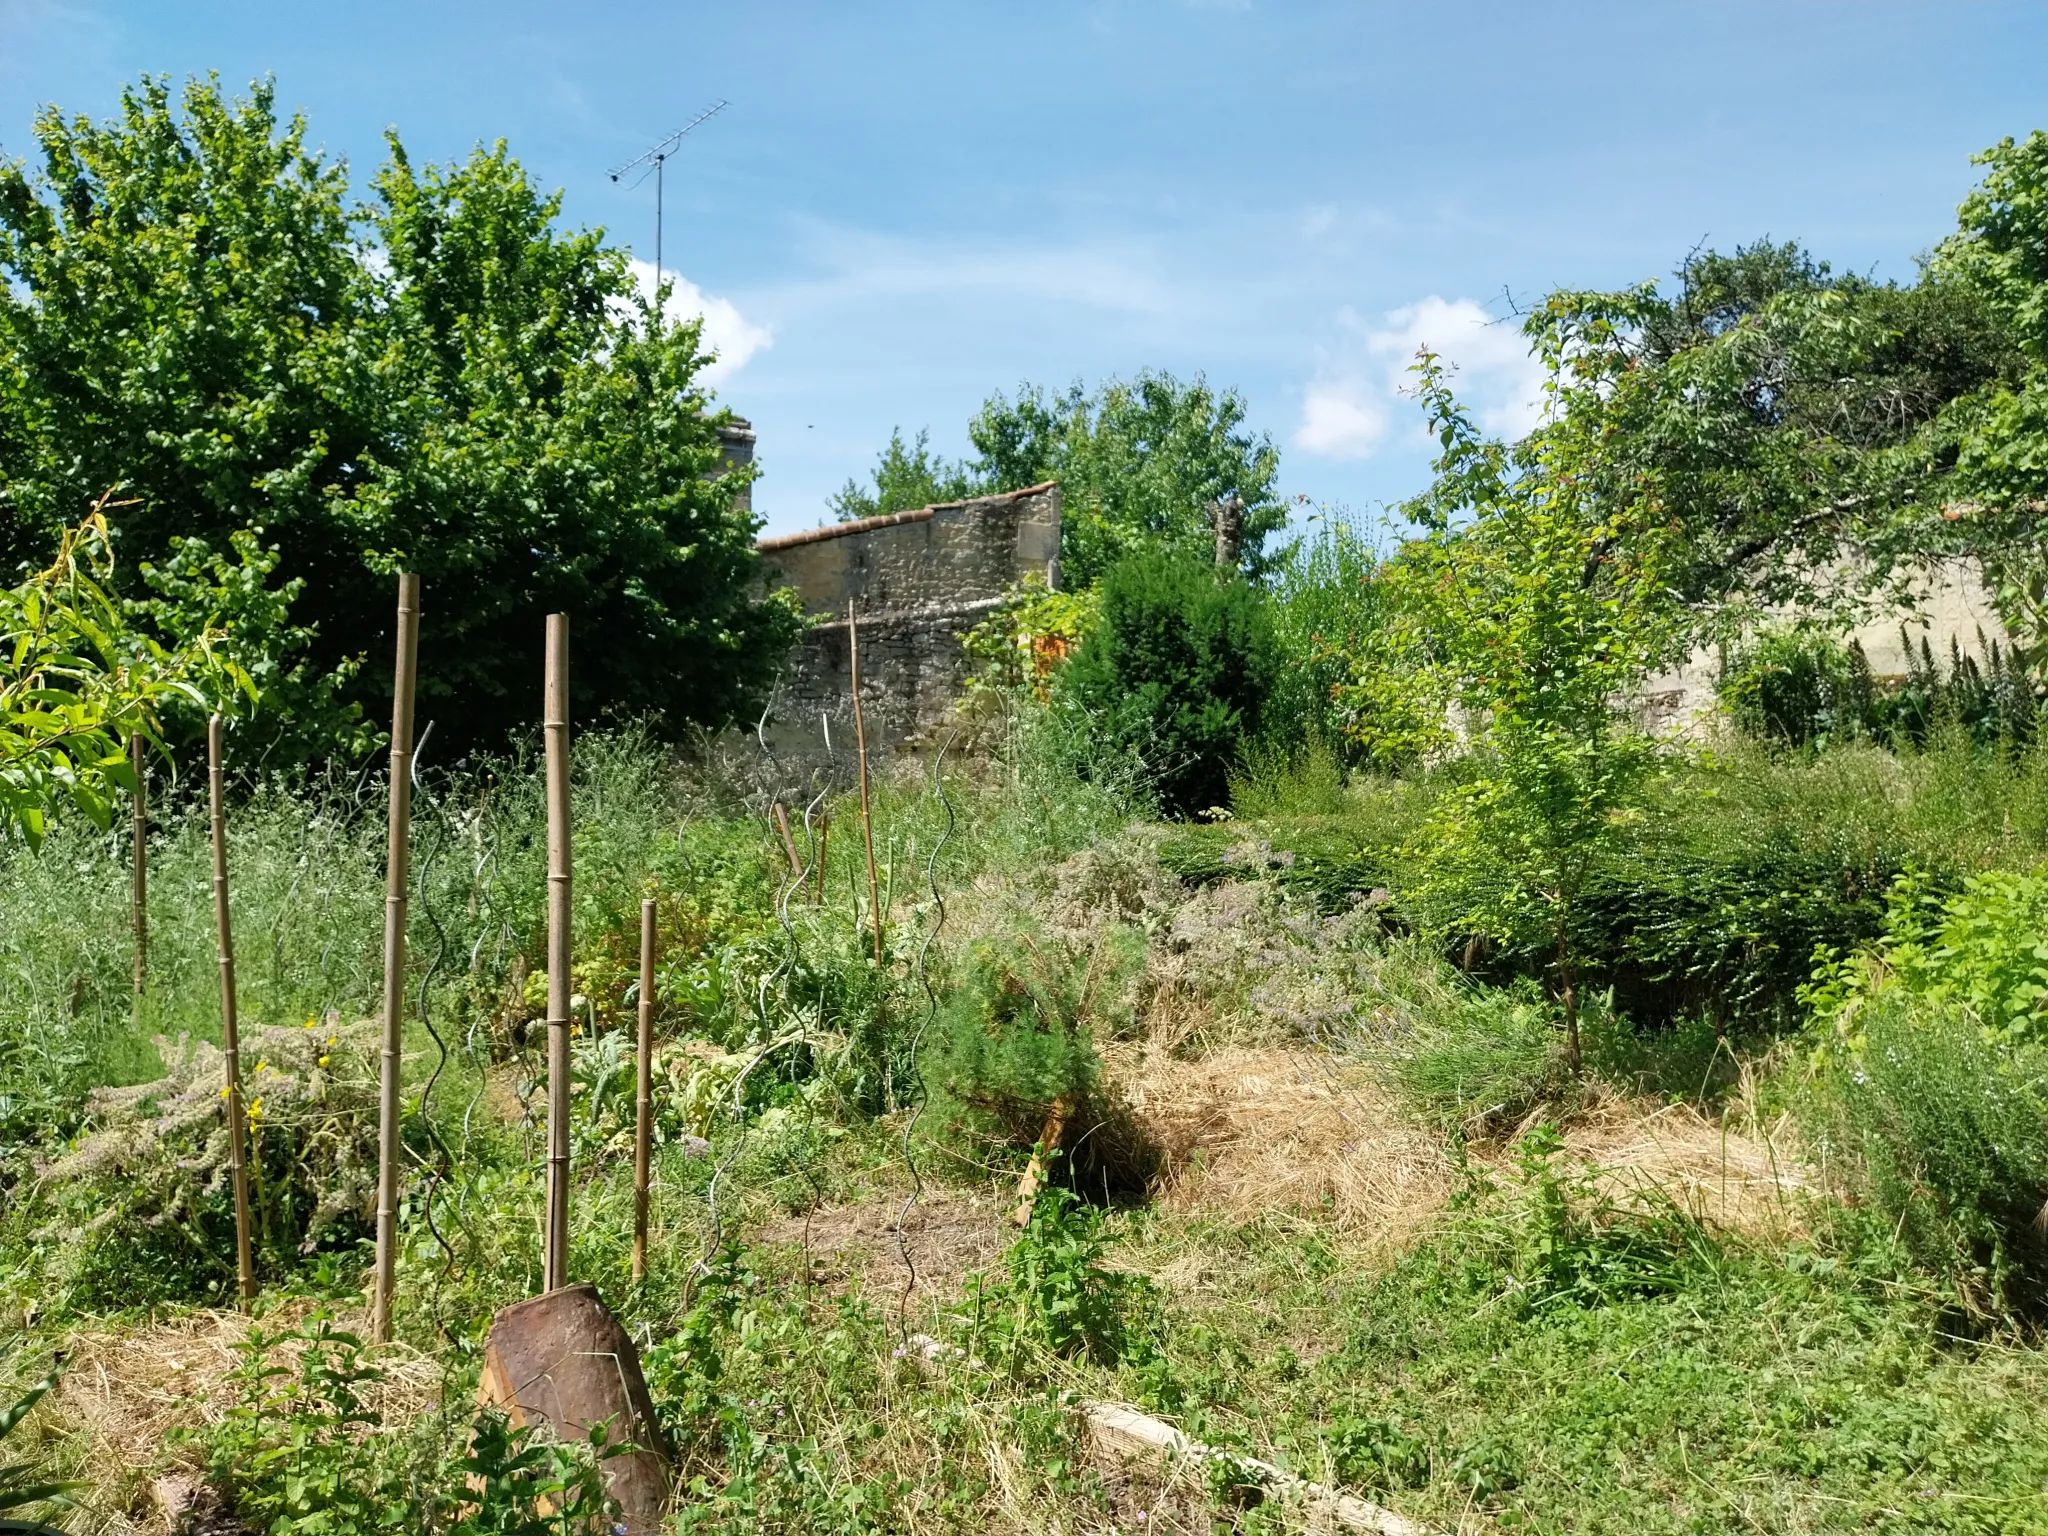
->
[5,91,2048,1536]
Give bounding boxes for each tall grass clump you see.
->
[1262,511,1387,762]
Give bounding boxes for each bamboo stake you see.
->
[543,614,573,1293]
[130,732,147,996]
[208,715,257,1306]
[633,897,656,1284]
[848,601,884,969]
[371,572,420,1343]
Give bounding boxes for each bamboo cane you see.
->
[633,897,656,1284]
[208,715,257,1306]
[130,732,147,996]
[848,602,884,969]
[371,572,420,1343]
[543,614,573,1293]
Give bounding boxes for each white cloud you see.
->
[1294,378,1388,459]
[1293,295,1546,460]
[627,258,773,384]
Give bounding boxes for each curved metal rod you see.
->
[894,729,957,1334]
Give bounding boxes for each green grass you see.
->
[8,718,2048,1534]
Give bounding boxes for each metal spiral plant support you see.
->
[786,786,832,1277]
[894,730,957,1334]
[396,729,464,1337]
[695,730,810,1290]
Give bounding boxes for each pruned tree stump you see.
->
[478,1283,669,1533]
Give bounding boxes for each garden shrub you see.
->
[37,1020,380,1306]
[1799,870,2048,1315]
[1800,993,2048,1316]
[1721,626,2037,749]
[1826,866,2048,1045]
[1059,548,1279,818]
[927,930,1121,1157]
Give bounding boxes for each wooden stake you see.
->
[1009,1097,1071,1227]
[130,732,147,996]
[371,572,420,1343]
[208,715,257,1306]
[633,897,656,1284]
[848,602,884,969]
[771,802,803,881]
[543,614,573,1293]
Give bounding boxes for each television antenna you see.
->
[609,100,729,306]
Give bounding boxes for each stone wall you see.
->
[1641,558,2012,737]
[755,482,1062,762]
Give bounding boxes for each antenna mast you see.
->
[609,100,729,305]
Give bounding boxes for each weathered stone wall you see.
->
[755,482,1061,762]
[1641,558,2012,737]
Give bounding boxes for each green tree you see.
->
[968,371,1284,585]
[1521,239,2021,624]
[351,138,796,744]
[1930,130,2048,666]
[828,427,977,521]
[2,511,243,844]
[1352,352,1686,1068]
[1060,547,1279,817]
[0,76,794,756]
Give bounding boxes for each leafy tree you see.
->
[350,138,796,744]
[2,511,243,844]
[828,427,977,521]
[968,371,1284,585]
[1929,130,2048,666]
[1060,547,1279,817]
[0,76,794,756]
[1521,239,2021,625]
[1348,353,1686,1068]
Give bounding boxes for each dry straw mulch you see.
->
[47,1301,440,1536]
[1110,1042,1811,1252]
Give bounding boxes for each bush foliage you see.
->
[1060,549,1279,818]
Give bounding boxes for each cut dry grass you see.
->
[1105,1041,1812,1254]
[37,1302,441,1536]
[1109,1042,1453,1252]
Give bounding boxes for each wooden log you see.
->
[1081,1401,1426,1535]
[479,1282,670,1534]
[372,571,421,1343]
[543,614,572,1293]
[897,1334,1429,1536]
[633,898,656,1284]
[208,715,256,1306]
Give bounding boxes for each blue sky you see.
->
[2,1,2042,539]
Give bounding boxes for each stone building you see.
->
[754,482,1062,760]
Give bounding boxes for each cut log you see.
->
[478,1283,670,1533]
[1082,1401,1428,1536]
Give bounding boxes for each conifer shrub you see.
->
[926,925,1151,1187]
[1059,549,1279,818]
